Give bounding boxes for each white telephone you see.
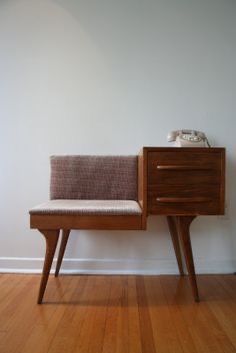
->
[167,129,210,147]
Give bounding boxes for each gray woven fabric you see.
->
[29,200,142,215]
[50,155,138,200]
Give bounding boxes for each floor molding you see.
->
[0,257,235,274]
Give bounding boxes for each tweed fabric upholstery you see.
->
[50,156,138,200]
[29,200,142,216]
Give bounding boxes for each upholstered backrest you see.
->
[50,156,138,200]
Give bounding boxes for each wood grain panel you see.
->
[30,214,142,230]
[148,183,220,197]
[145,147,225,216]
[148,150,222,168]
[148,169,221,185]
[148,198,221,215]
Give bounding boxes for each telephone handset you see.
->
[167,129,210,147]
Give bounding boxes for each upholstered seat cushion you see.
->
[29,200,142,216]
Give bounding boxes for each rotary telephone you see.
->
[167,129,210,147]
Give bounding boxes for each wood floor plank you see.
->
[127,276,142,353]
[162,275,236,353]
[116,276,129,353]
[0,274,12,287]
[46,275,93,353]
[0,276,38,332]
[0,331,7,342]
[85,276,111,353]
[102,276,123,353]
[73,276,111,353]
[198,275,236,350]
[144,276,184,353]
[136,276,156,353]
[0,275,33,325]
[0,274,236,353]
[160,276,199,353]
[0,276,41,353]
[21,276,82,353]
[217,275,236,299]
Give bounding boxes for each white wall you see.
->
[0,0,235,274]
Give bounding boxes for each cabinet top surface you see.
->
[143,147,225,153]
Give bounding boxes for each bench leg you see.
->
[177,216,199,302]
[55,229,71,277]
[38,229,60,304]
[167,216,184,275]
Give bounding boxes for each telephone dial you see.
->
[167,129,210,147]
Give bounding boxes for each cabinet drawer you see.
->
[148,184,220,198]
[148,151,222,169]
[148,151,221,185]
[146,148,225,215]
[148,184,221,215]
[148,169,221,185]
[147,197,220,215]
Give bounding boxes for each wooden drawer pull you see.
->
[156,197,213,203]
[156,165,213,171]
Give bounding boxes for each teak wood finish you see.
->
[55,229,71,277]
[37,230,60,304]
[142,147,225,302]
[166,216,184,276]
[30,147,225,303]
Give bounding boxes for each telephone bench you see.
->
[30,147,225,303]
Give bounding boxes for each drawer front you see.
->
[147,150,224,215]
[147,197,220,215]
[148,151,222,169]
[148,184,221,215]
[148,169,221,185]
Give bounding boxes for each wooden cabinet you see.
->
[139,147,225,301]
[146,148,225,216]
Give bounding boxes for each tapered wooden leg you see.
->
[167,216,184,275]
[38,229,60,304]
[177,216,199,302]
[55,229,71,277]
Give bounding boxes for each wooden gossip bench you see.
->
[30,147,225,303]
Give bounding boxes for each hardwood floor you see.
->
[0,274,236,353]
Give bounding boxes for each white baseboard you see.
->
[0,257,235,274]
